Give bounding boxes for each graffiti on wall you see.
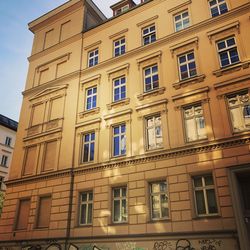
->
[198,239,223,250]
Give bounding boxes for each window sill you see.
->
[148,218,170,223]
[145,146,164,154]
[137,87,165,101]
[79,107,100,119]
[110,155,127,161]
[173,74,206,90]
[213,60,250,77]
[185,137,208,145]
[74,224,93,228]
[193,214,220,220]
[107,98,130,110]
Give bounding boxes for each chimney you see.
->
[110,0,137,17]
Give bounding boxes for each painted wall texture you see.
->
[0,0,250,249]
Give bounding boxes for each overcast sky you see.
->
[0,0,140,121]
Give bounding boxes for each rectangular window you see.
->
[82,132,95,163]
[16,199,31,230]
[178,51,197,80]
[88,49,99,67]
[113,76,126,102]
[0,177,3,190]
[184,104,207,142]
[146,115,163,150]
[193,174,218,216]
[115,5,129,15]
[114,37,126,57]
[217,37,240,68]
[174,10,190,32]
[85,86,97,110]
[37,196,52,228]
[142,25,156,45]
[143,64,159,92]
[113,187,127,223]
[23,146,37,176]
[79,191,93,225]
[43,140,57,172]
[5,137,12,146]
[209,0,228,17]
[113,124,126,157]
[227,91,250,132]
[1,155,8,167]
[150,181,169,219]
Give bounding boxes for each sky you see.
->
[0,0,140,121]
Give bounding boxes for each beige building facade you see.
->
[0,0,250,249]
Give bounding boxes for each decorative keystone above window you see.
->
[173,74,206,89]
[137,87,166,101]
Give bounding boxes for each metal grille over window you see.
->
[178,51,197,80]
[113,187,127,223]
[79,191,93,225]
[82,132,95,163]
[184,104,207,142]
[113,76,126,102]
[227,91,250,132]
[143,64,159,92]
[150,181,169,219]
[209,0,228,17]
[142,25,156,45]
[193,175,218,216]
[86,86,97,110]
[114,38,126,57]
[174,10,190,32]
[88,49,99,67]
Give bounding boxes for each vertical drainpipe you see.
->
[65,1,86,249]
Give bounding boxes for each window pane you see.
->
[194,177,202,187]
[161,194,168,217]
[195,190,206,215]
[152,196,160,218]
[207,189,218,214]
[88,203,93,223]
[114,200,120,221]
[80,204,87,224]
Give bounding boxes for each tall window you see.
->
[193,174,218,216]
[16,199,31,230]
[227,91,250,132]
[145,115,163,150]
[1,155,8,167]
[5,137,12,146]
[142,25,156,45]
[174,10,190,32]
[113,76,126,102]
[113,187,127,223]
[209,0,228,17]
[36,196,52,228]
[150,181,169,220]
[82,132,95,163]
[79,191,93,225]
[184,104,207,142]
[143,64,159,92]
[88,49,99,67]
[178,51,197,80]
[113,124,126,157]
[0,177,3,190]
[85,86,97,110]
[217,37,240,68]
[114,37,126,57]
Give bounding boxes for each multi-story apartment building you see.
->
[0,0,250,249]
[0,114,18,191]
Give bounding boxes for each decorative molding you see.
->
[136,50,162,68]
[107,63,130,80]
[104,108,133,120]
[170,37,199,56]
[107,98,130,110]
[79,108,100,119]
[136,15,158,27]
[137,87,165,101]
[172,74,206,89]
[214,74,250,89]
[172,87,210,101]
[109,28,129,39]
[76,118,102,129]
[168,0,192,13]
[84,40,102,51]
[81,74,101,86]
[207,21,240,41]
[23,130,62,143]
[135,99,168,112]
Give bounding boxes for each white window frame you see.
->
[183,104,207,142]
[150,181,169,220]
[178,51,197,80]
[142,24,156,45]
[216,37,240,68]
[88,48,99,67]
[113,76,126,102]
[145,114,163,150]
[5,137,12,147]
[209,0,228,17]
[174,10,190,32]
[112,124,126,157]
[82,132,95,163]
[112,186,127,223]
[113,37,126,57]
[1,155,8,167]
[193,174,218,217]
[143,64,159,92]
[85,86,97,111]
[79,191,93,225]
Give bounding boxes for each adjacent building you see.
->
[0,0,250,249]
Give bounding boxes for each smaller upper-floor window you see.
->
[178,51,197,80]
[184,104,207,142]
[217,37,240,68]
[85,86,97,111]
[227,91,250,132]
[113,76,126,102]
[5,137,12,147]
[209,0,228,17]
[115,5,129,15]
[174,10,190,32]
[142,25,156,45]
[193,174,218,216]
[150,181,169,220]
[112,186,127,223]
[88,49,99,67]
[143,64,159,92]
[79,191,93,225]
[82,132,95,163]
[114,37,126,57]
[0,177,3,190]
[113,124,126,157]
[1,155,8,167]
